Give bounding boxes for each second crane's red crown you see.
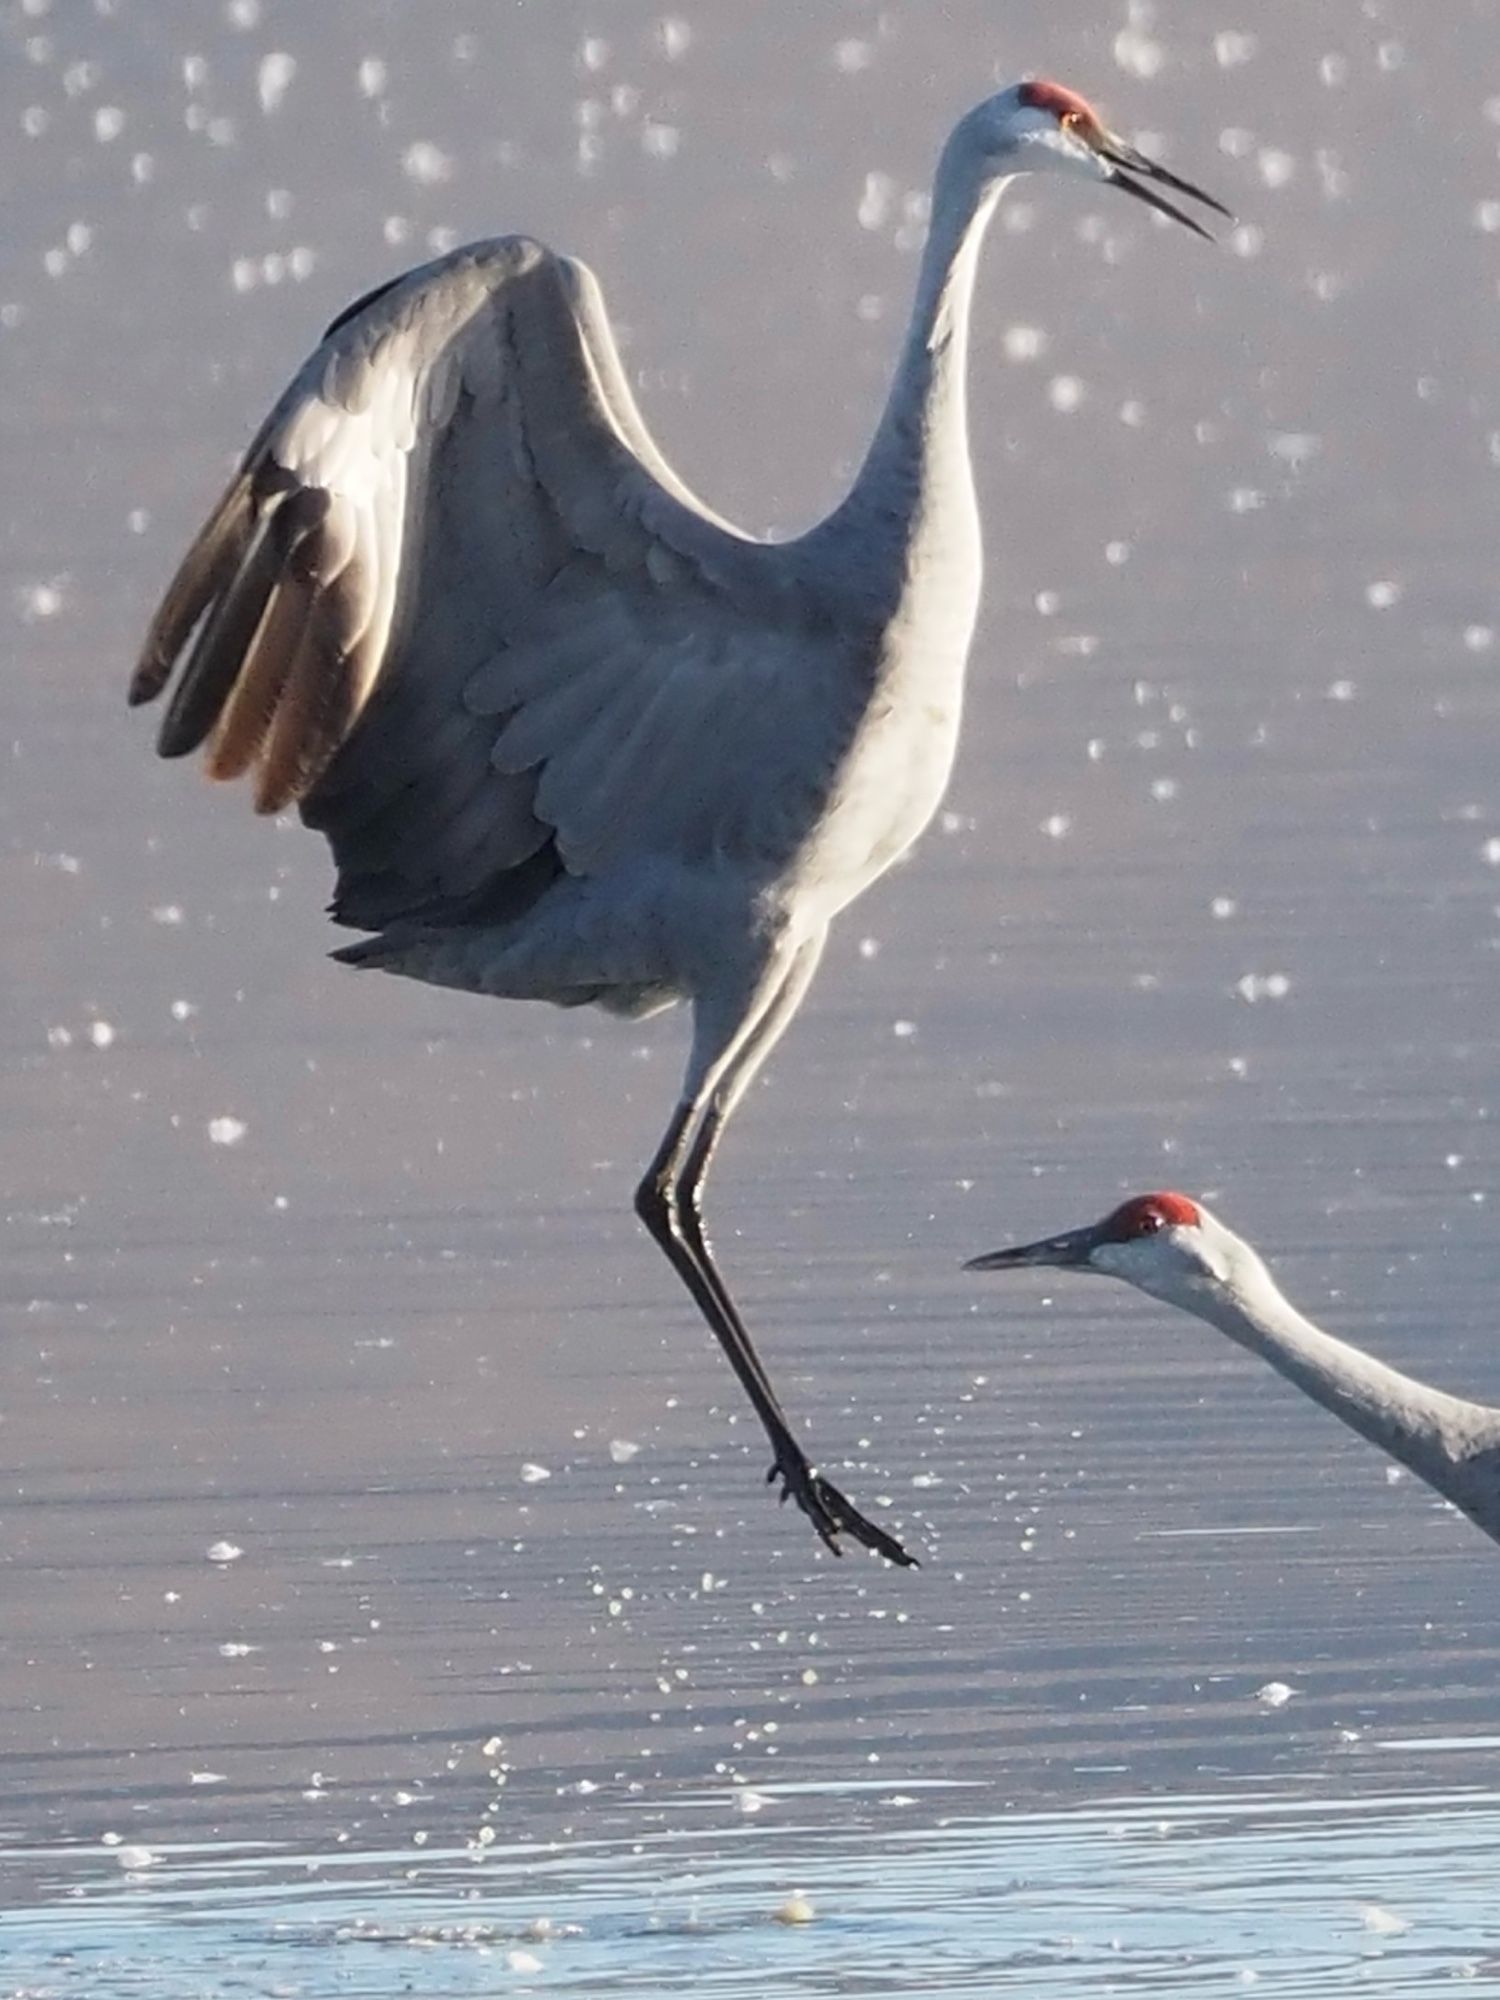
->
[1102,1191,1202,1240]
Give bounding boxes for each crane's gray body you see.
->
[150,229,984,1034]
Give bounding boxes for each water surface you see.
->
[5,2,1500,1991]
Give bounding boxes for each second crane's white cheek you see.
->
[1096,1228,1230,1300]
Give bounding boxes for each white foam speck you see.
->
[1047,375,1085,414]
[1269,432,1320,471]
[641,121,680,160]
[1214,30,1258,66]
[16,578,65,620]
[208,1115,247,1146]
[403,140,453,185]
[774,1893,816,1925]
[1113,28,1164,79]
[1235,973,1291,1003]
[857,172,894,231]
[257,52,295,115]
[1255,1680,1296,1707]
[1358,1904,1411,1936]
[1003,324,1046,362]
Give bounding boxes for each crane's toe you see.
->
[767,1452,919,1568]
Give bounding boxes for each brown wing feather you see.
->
[129,469,257,709]
[198,486,327,781]
[155,490,292,759]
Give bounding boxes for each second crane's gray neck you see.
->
[821,123,1005,613]
[1198,1267,1499,1493]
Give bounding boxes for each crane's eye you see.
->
[1137,1208,1166,1235]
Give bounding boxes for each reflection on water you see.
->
[6,0,1500,1990]
[7,1788,1500,1996]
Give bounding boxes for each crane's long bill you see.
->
[964,1224,1100,1273]
[1096,134,1233,241]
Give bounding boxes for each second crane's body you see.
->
[130,80,1225,1564]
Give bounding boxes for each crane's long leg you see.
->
[635,933,916,1568]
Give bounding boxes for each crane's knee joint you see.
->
[634,1166,678,1240]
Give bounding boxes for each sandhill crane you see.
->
[128,81,1225,1566]
[968,1192,1500,1550]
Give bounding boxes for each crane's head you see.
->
[965,1190,1267,1309]
[973,79,1230,240]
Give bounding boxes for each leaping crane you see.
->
[129,81,1226,1565]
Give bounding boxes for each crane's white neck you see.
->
[1191,1260,1486,1492]
[828,121,1004,599]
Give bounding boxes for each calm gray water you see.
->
[6,1,1500,1992]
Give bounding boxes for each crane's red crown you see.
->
[1101,1191,1201,1241]
[1019,78,1104,134]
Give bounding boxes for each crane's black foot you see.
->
[768,1452,919,1568]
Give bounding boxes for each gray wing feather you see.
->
[132,234,843,929]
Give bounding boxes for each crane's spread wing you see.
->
[130,237,842,932]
